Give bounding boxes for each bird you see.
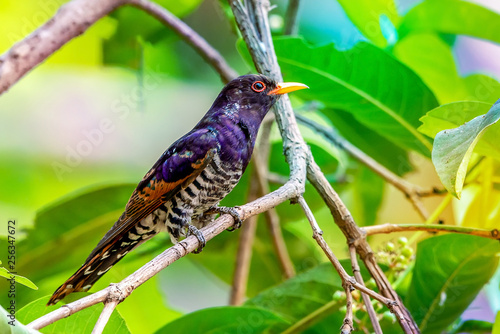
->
[47,74,308,305]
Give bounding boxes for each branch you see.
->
[306,160,420,333]
[27,181,301,330]
[363,223,500,240]
[284,0,301,35]
[253,137,296,278]
[349,246,382,334]
[0,0,127,95]
[297,197,396,310]
[0,0,238,96]
[229,0,309,189]
[229,172,259,305]
[125,0,238,83]
[92,298,119,334]
[296,114,434,220]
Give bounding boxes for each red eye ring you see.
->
[251,81,266,92]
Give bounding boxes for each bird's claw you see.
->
[187,225,206,254]
[207,206,243,231]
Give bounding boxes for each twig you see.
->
[27,181,301,330]
[229,173,259,305]
[253,143,296,278]
[125,0,237,83]
[363,223,500,240]
[0,0,127,95]
[297,198,397,324]
[284,0,301,35]
[349,246,382,334]
[296,114,432,220]
[306,160,420,333]
[341,282,354,334]
[92,298,119,334]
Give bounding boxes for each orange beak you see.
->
[268,82,309,95]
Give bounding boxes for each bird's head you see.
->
[211,74,308,122]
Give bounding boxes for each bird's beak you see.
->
[268,82,309,95]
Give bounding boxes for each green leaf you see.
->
[393,33,469,104]
[0,306,38,334]
[273,36,437,156]
[16,296,131,334]
[419,102,500,159]
[398,0,500,45]
[317,108,413,176]
[406,234,500,334]
[464,74,500,105]
[0,266,37,290]
[154,306,290,333]
[430,100,500,197]
[337,0,400,47]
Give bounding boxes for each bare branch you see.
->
[296,114,432,220]
[349,246,382,334]
[363,223,500,240]
[229,175,259,305]
[284,0,302,35]
[125,0,238,83]
[297,197,395,308]
[341,282,354,334]
[306,160,420,333]
[27,181,301,330]
[0,0,127,95]
[253,142,296,278]
[92,298,119,334]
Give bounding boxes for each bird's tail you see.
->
[47,222,150,305]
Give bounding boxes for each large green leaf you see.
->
[406,234,500,334]
[429,100,500,197]
[315,109,413,176]
[154,306,290,333]
[272,36,437,156]
[398,0,500,45]
[393,33,469,104]
[393,32,500,105]
[16,296,131,334]
[337,0,400,47]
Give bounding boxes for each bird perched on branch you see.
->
[48,74,307,305]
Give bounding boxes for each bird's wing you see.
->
[87,128,218,261]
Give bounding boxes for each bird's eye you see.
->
[251,81,266,92]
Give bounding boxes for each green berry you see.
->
[397,237,408,246]
[401,246,414,258]
[386,242,395,252]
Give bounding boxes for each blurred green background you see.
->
[1,0,500,333]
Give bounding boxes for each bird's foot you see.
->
[187,225,206,254]
[206,206,243,231]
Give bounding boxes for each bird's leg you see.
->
[187,224,206,254]
[205,206,243,231]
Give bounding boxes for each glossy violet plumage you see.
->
[47,74,307,305]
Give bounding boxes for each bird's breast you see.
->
[177,152,243,214]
